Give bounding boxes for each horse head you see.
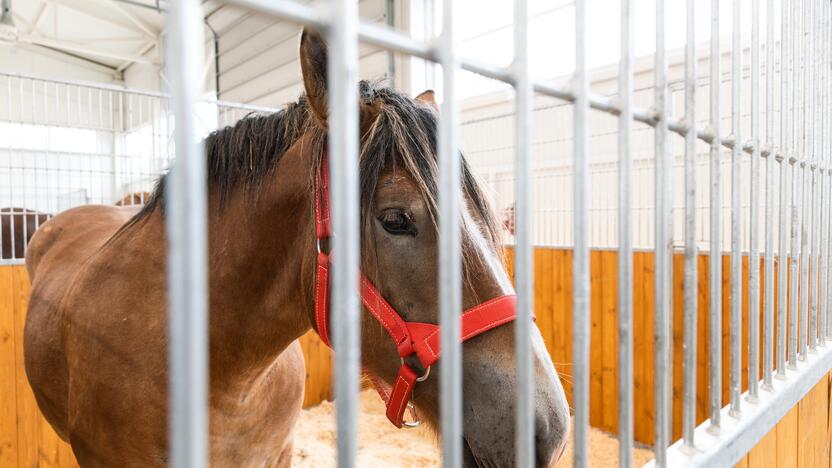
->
[298,30,569,468]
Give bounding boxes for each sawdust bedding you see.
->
[292,389,653,467]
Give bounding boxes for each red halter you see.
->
[313,151,518,428]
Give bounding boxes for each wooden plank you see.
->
[600,250,618,433]
[672,251,685,441]
[797,377,826,468]
[776,404,799,468]
[747,424,778,468]
[550,249,570,405]
[534,249,556,361]
[37,415,60,468]
[0,267,18,468]
[639,251,656,445]
[562,249,575,407]
[58,439,79,468]
[632,252,645,443]
[742,256,749,393]
[589,250,603,429]
[12,266,38,468]
[722,253,731,407]
[697,254,710,426]
[735,454,749,468]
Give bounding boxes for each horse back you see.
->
[23,205,138,440]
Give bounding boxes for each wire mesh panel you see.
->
[0,71,276,263]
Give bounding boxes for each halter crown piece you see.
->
[313,150,520,428]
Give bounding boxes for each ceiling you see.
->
[8,0,253,75]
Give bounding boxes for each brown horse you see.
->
[1,207,50,260]
[23,30,568,467]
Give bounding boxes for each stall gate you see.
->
[2,0,832,466]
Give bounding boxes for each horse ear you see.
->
[299,28,329,124]
[415,89,438,112]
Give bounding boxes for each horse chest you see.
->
[209,341,304,467]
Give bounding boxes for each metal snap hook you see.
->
[402,399,421,428]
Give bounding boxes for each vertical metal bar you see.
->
[2,78,9,260]
[438,0,462,465]
[823,0,832,339]
[808,0,819,353]
[19,79,27,258]
[819,0,825,344]
[823,0,831,341]
[709,0,723,423]
[683,0,698,448]
[730,0,743,415]
[653,0,672,461]
[799,0,810,361]
[789,0,800,368]
[809,0,819,350]
[618,0,634,464]
[328,0,361,466]
[513,0,534,466]
[573,0,590,464]
[762,0,775,389]
[748,0,761,400]
[164,1,208,467]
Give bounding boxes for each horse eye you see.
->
[378,210,417,236]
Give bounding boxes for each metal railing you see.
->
[161,0,832,467]
[0,70,275,264]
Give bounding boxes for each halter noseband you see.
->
[313,150,519,428]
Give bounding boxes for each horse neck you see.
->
[203,141,316,383]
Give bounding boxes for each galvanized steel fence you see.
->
[164,0,832,467]
[47,0,832,466]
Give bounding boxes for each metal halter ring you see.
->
[402,399,421,428]
[401,358,431,382]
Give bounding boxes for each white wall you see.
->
[460,45,783,249]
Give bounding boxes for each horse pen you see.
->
[1,0,832,466]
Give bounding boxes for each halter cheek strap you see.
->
[313,150,520,428]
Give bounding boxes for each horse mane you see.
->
[124,81,502,273]
[133,96,315,220]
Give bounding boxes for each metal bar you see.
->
[789,0,800,368]
[729,0,743,415]
[656,341,832,467]
[814,0,824,350]
[572,0,590,464]
[808,0,819,353]
[618,0,634,464]
[513,0,534,466]
[748,0,761,401]
[327,0,361,466]
[438,0,462,463]
[708,0,723,425]
[682,0,698,448]
[777,0,791,377]
[819,0,825,341]
[164,1,208,467]
[762,0,775,390]
[823,0,831,341]
[2,78,8,260]
[653,0,672,462]
[799,0,810,361]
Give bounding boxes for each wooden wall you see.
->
[1,246,830,466]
